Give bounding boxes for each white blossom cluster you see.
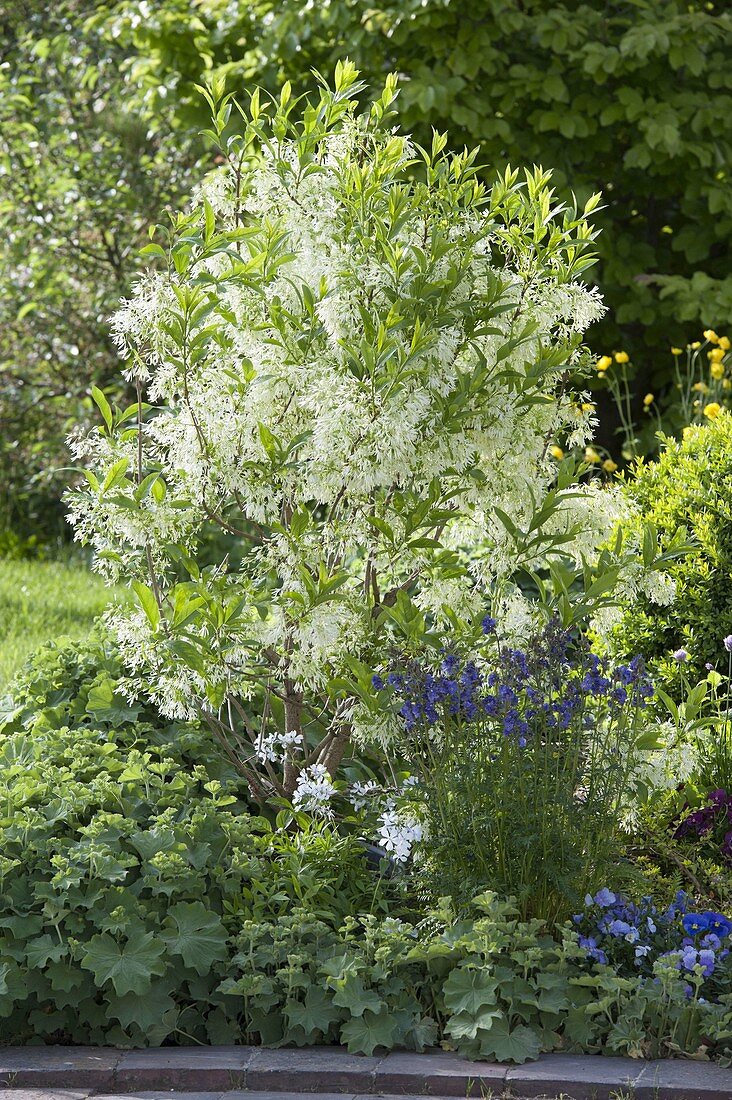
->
[377,808,424,863]
[349,779,381,812]
[638,721,699,794]
[292,764,337,817]
[255,728,303,764]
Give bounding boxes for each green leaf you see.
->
[530,972,571,1015]
[340,1007,399,1056]
[258,422,277,460]
[563,1003,598,1049]
[132,580,160,631]
[442,966,499,1016]
[26,934,68,969]
[285,986,344,1040]
[91,385,113,432]
[86,677,140,727]
[161,901,228,976]
[474,1018,542,1063]
[80,929,167,997]
[328,974,383,1017]
[203,197,216,242]
[446,1007,502,1042]
[101,457,129,493]
[408,1014,440,1051]
[106,980,177,1036]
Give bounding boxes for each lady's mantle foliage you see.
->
[70,64,615,801]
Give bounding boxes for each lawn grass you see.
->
[0,558,117,689]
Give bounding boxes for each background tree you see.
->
[0,1,192,545]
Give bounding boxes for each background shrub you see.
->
[101,0,732,383]
[611,413,732,695]
[0,1,192,545]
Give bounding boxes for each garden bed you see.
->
[1,61,731,1084]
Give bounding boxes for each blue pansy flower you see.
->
[682,913,711,936]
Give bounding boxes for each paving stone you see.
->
[228,1094,436,1100]
[99,1093,224,1100]
[245,1047,381,1093]
[115,1049,254,1092]
[634,1059,732,1100]
[0,1091,90,1100]
[374,1051,508,1096]
[227,1093,362,1100]
[505,1052,647,1100]
[0,1049,120,1090]
[0,1047,726,1100]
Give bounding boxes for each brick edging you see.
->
[0,1045,728,1099]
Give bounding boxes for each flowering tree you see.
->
[70,63,630,806]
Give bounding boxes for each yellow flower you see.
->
[671,347,683,355]
[643,393,654,406]
[711,362,725,380]
[581,402,595,414]
[584,446,601,464]
[704,329,719,344]
[708,347,725,363]
[704,402,722,420]
[719,336,730,351]
[549,445,564,461]
[690,341,701,350]
[596,355,612,372]
[602,458,618,473]
[614,351,629,364]
[693,382,710,394]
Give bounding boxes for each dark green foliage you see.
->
[220,891,732,1061]
[612,413,732,695]
[102,0,732,384]
[0,2,191,544]
[631,796,732,916]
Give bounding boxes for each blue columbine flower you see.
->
[440,653,460,677]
